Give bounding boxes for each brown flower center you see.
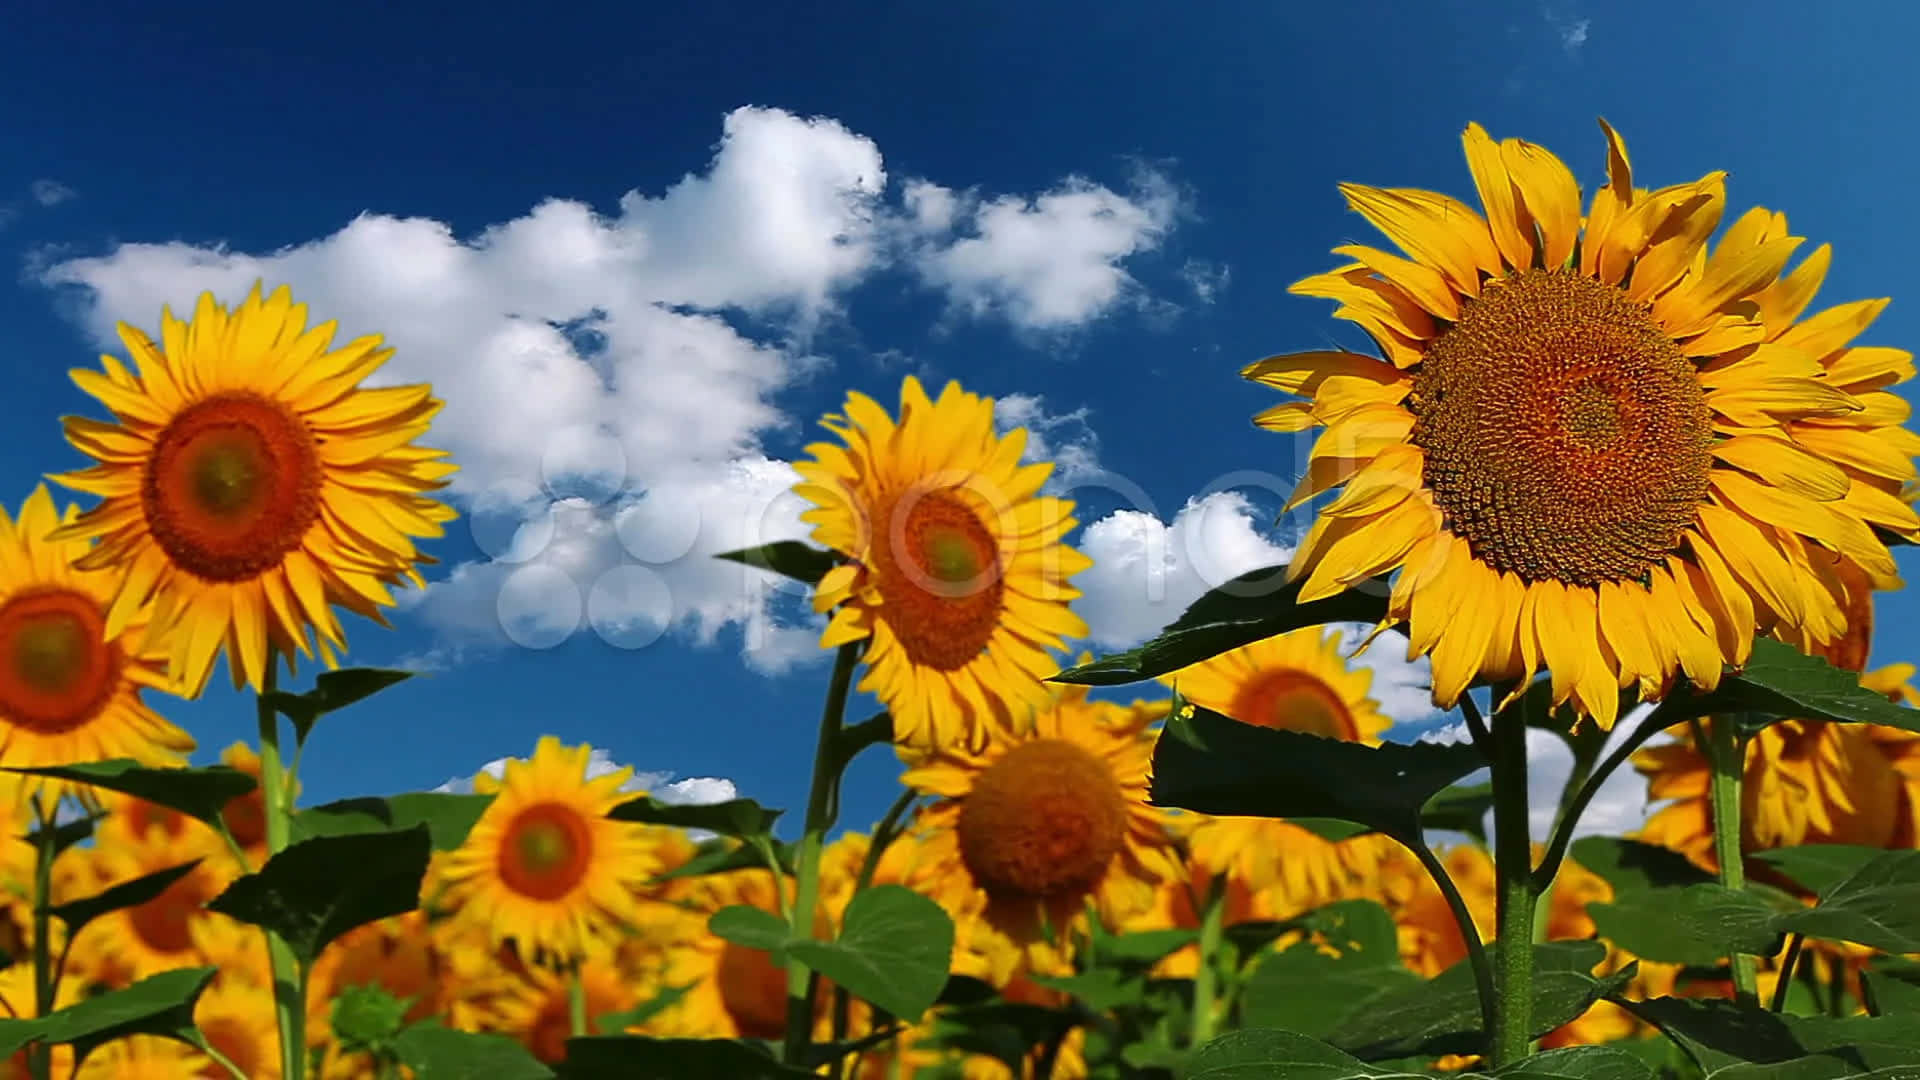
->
[872,489,1005,670]
[718,938,790,1040]
[0,589,122,735]
[497,804,592,901]
[128,867,215,956]
[141,392,322,583]
[1409,269,1712,586]
[1228,669,1357,739]
[957,738,1127,902]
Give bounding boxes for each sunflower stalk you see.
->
[27,797,56,1080]
[255,652,310,1080]
[1188,873,1229,1049]
[1705,714,1761,1004]
[782,641,861,1067]
[830,786,921,1076]
[1489,689,1536,1067]
[568,963,588,1038]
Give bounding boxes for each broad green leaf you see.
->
[1864,958,1920,1017]
[1620,996,1920,1074]
[0,966,216,1063]
[1572,836,1717,893]
[4,761,253,827]
[714,541,839,586]
[1089,927,1198,968]
[1585,883,1783,966]
[1186,1028,1393,1079]
[1290,818,1374,842]
[392,1022,553,1079]
[1774,849,1920,954]
[920,1000,1075,1074]
[1670,639,1920,733]
[595,983,692,1033]
[608,795,782,837]
[1422,781,1496,844]
[555,1035,814,1079]
[207,825,431,968]
[1051,565,1390,686]
[264,667,415,745]
[786,884,954,1022]
[1752,845,1886,896]
[655,838,794,881]
[708,905,789,952]
[290,792,493,851]
[1239,928,1420,1037]
[1028,968,1142,1012]
[1151,701,1485,841]
[1491,1045,1658,1079]
[331,984,413,1054]
[47,860,201,938]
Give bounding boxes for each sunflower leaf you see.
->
[1572,836,1718,893]
[1665,638,1920,732]
[654,838,795,880]
[391,1022,554,1079]
[1185,1028,1396,1079]
[1421,781,1496,845]
[919,1000,1078,1074]
[1049,564,1391,686]
[21,808,107,859]
[1751,845,1887,896]
[708,905,790,954]
[47,859,201,938]
[291,792,494,851]
[1239,902,1419,1038]
[1584,883,1784,965]
[1150,700,1483,842]
[264,667,416,747]
[608,795,782,838]
[1617,996,1920,1074]
[2,760,253,828]
[0,966,216,1063]
[1772,849,1920,954]
[1489,1045,1660,1078]
[1864,959,1920,1017]
[555,1035,814,1079]
[207,825,431,969]
[595,983,694,1033]
[785,884,955,1023]
[714,541,840,586]
[331,983,414,1056]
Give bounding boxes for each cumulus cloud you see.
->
[432,747,738,806]
[1179,259,1230,304]
[30,179,76,207]
[994,393,1103,491]
[40,106,1185,671]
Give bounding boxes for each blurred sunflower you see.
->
[51,282,457,695]
[0,963,78,1077]
[1164,627,1403,913]
[0,485,193,805]
[78,834,245,984]
[794,376,1091,751]
[305,910,449,1060]
[1375,843,1495,977]
[1118,852,1283,980]
[1249,121,1919,728]
[191,977,280,1079]
[900,683,1180,980]
[438,737,656,964]
[74,1035,204,1079]
[649,867,811,1041]
[484,957,640,1065]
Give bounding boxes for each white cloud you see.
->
[993,393,1103,491]
[1542,4,1590,55]
[30,179,76,207]
[1179,259,1230,304]
[899,169,1181,331]
[432,747,738,806]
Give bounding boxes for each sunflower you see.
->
[75,829,244,984]
[305,910,450,1063]
[899,682,1181,981]
[191,977,280,1079]
[73,1035,204,1079]
[1163,626,1404,912]
[95,740,271,875]
[481,956,641,1065]
[1249,121,1920,729]
[646,866,808,1041]
[51,282,457,696]
[794,376,1092,751]
[0,963,78,1077]
[437,737,656,964]
[0,485,193,804]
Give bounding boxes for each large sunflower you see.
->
[645,866,815,1041]
[1163,626,1403,912]
[74,828,244,985]
[0,485,193,803]
[795,376,1092,751]
[52,282,457,696]
[438,737,658,964]
[1250,121,1920,728]
[899,682,1181,980]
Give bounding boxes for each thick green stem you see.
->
[256,654,308,1080]
[782,642,860,1067]
[569,965,588,1037]
[28,799,55,1080]
[1189,874,1228,1048]
[1706,715,1760,1004]
[1490,698,1536,1067]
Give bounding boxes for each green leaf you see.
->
[555,1036,814,1079]
[1619,996,1920,1074]
[47,860,201,938]
[331,984,413,1054]
[830,712,895,769]
[207,825,431,968]
[1239,902,1420,1038]
[1089,927,1198,968]
[1151,701,1485,842]
[1186,1028,1394,1079]
[607,795,782,837]
[654,838,794,880]
[291,792,493,851]
[1670,638,1920,733]
[1028,968,1142,1012]
[1752,845,1888,897]
[264,667,415,746]
[3,760,253,827]
[714,541,840,586]
[1573,836,1718,893]
[1491,1045,1659,1079]
[1051,564,1390,686]
[1773,849,1920,954]
[922,1000,1076,1074]
[1585,883,1784,966]
[1289,818,1374,842]
[1422,781,1495,844]
[22,809,106,859]
[0,966,217,1062]
[595,983,693,1033]
[785,884,954,1022]
[1864,959,1920,1017]
[708,905,789,952]
[391,1022,554,1079]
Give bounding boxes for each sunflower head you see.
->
[794,376,1091,751]
[52,282,459,695]
[1249,120,1919,729]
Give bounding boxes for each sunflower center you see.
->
[0,589,123,736]
[718,939,790,1040]
[1409,269,1713,586]
[872,490,1005,671]
[956,738,1127,902]
[141,392,323,584]
[128,869,213,956]
[220,790,266,850]
[497,803,592,902]
[1228,669,1356,739]
[530,999,575,1064]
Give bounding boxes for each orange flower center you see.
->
[141,392,322,583]
[718,937,790,1040]
[0,588,122,735]
[497,804,592,901]
[529,996,574,1064]
[128,867,215,956]
[957,738,1126,902]
[196,1018,260,1078]
[871,490,1004,671]
[125,799,189,842]
[1410,269,1712,586]
[1228,669,1356,739]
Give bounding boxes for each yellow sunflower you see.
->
[437,737,656,964]
[481,956,640,1065]
[305,910,450,1063]
[191,977,280,1079]
[899,682,1181,981]
[1163,626,1403,912]
[51,282,457,696]
[646,866,810,1041]
[794,376,1092,751]
[73,1035,204,1079]
[0,485,193,803]
[0,963,78,1078]
[1250,120,1920,729]
[75,829,244,984]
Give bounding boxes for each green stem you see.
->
[830,787,920,1079]
[256,652,308,1080]
[1533,701,1678,892]
[28,798,55,1080]
[1408,839,1496,1043]
[1490,693,1537,1068]
[200,1040,248,1080]
[1705,715,1760,1005]
[781,642,861,1067]
[569,964,588,1038]
[1189,874,1229,1048]
[1772,933,1805,1013]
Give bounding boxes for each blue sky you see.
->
[2,0,1917,837]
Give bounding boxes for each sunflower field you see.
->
[5,119,1920,1080]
